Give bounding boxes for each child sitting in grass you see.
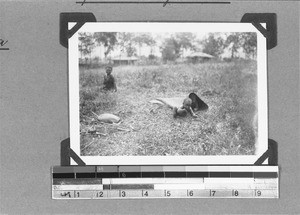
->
[103,65,117,92]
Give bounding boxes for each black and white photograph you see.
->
[69,23,268,165]
[3,0,300,212]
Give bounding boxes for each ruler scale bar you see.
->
[52,189,278,199]
[52,166,279,199]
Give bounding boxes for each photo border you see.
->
[69,22,268,165]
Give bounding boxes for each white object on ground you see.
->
[95,113,121,123]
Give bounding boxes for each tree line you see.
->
[79,32,257,62]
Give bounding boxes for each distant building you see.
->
[111,56,139,65]
[186,52,215,63]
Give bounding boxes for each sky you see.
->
[80,32,250,60]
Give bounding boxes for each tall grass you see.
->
[80,60,257,156]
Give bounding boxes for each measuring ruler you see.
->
[52,166,278,199]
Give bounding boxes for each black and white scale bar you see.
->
[210,172,231,177]
[186,172,209,177]
[53,173,75,179]
[52,166,279,199]
[103,184,154,190]
[76,173,96,178]
[53,172,278,179]
[119,172,142,178]
[141,172,165,178]
[52,166,278,179]
[96,172,119,178]
[254,172,278,178]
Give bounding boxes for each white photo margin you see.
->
[69,22,268,165]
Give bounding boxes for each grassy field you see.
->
[79,60,257,156]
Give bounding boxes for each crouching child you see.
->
[173,97,198,118]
